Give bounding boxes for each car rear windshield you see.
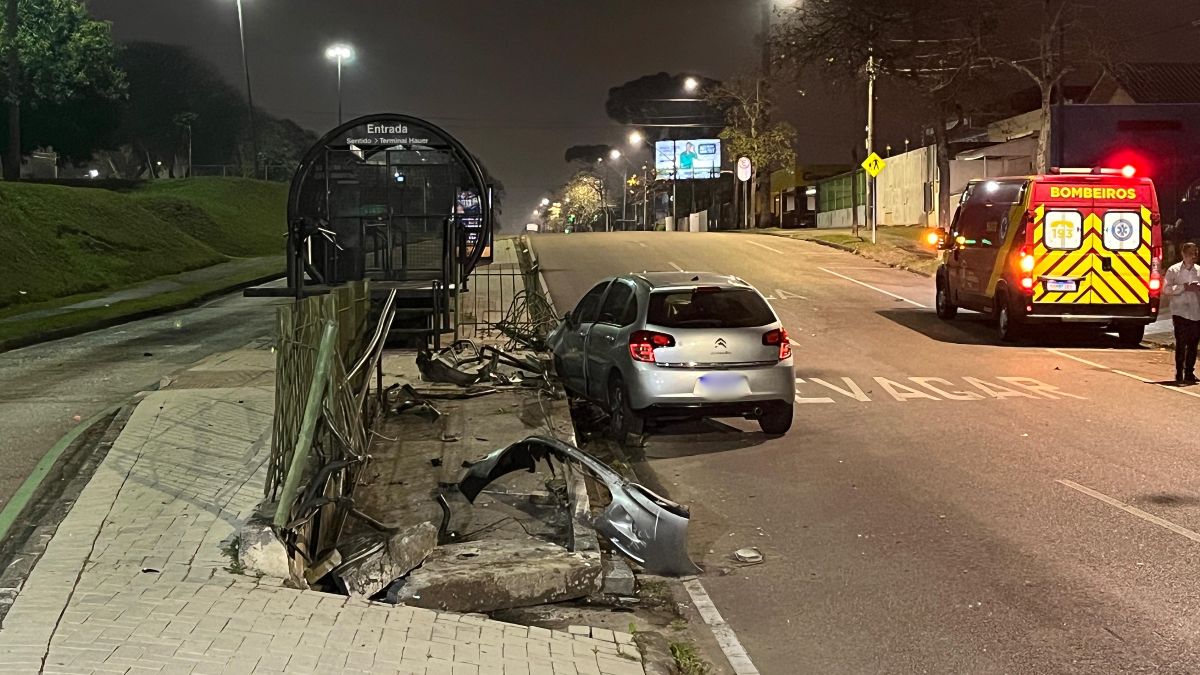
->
[647,288,775,328]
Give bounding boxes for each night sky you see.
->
[88,1,1200,230]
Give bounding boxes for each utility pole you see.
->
[235,0,260,179]
[620,169,628,231]
[3,0,21,181]
[866,49,877,244]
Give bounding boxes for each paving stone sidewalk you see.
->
[0,346,644,675]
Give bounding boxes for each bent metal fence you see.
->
[456,239,558,349]
[266,281,397,584]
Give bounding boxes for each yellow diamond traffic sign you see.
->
[862,152,886,178]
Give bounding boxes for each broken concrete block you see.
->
[237,521,290,581]
[564,462,599,555]
[601,557,636,597]
[388,538,602,613]
[336,522,438,598]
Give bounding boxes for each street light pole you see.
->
[866,49,877,244]
[336,55,343,124]
[325,44,355,126]
[234,0,259,178]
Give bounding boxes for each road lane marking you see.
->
[1048,349,1200,399]
[745,239,785,255]
[1057,479,1200,544]
[637,242,647,248]
[793,376,1084,402]
[817,267,928,308]
[775,288,808,300]
[683,578,761,675]
[1047,349,1109,370]
[668,262,686,272]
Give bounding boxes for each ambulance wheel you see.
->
[996,292,1022,343]
[1117,324,1145,347]
[936,278,957,320]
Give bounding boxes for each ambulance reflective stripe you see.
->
[1032,206,1151,304]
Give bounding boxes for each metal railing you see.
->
[456,249,557,349]
[267,281,396,584]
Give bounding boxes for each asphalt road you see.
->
[0,290,285,511]
[530,231,1200,675]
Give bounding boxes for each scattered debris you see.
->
[394,384,443,420]
[304,550,342,587]
[459,436,701,576]
[733,547,763,564]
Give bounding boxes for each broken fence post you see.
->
[274,320,338,528]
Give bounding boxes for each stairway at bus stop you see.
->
[0,343,644,675]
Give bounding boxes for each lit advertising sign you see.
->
[655,139,722,180]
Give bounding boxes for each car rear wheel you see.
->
[1117,324,1145,347]
[758,401,793,436]
[936,278,958,320]
[608,375,644,445]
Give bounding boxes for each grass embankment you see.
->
[0,177,286,346]
[752,226,941,276]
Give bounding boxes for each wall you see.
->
[816,206,866,229]
[877,146,934,227]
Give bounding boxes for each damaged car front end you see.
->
[459,435,701,577]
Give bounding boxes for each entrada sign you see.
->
[343,122,436,148]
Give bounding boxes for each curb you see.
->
[0,402,135,624]
[0,269,284,354]
[0,405,123,546]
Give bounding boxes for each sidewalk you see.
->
[0,256,283,350]
[0,345,644,675]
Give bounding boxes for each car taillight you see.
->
[629,330,675,363]
[1150,256,1163,295]
[1021,277,1034,290]
[763,328,792,360]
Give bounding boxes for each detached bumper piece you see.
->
[459,435,702,577]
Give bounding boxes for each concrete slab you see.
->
[336,522,438,598]
[388,538,602,613]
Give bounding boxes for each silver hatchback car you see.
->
[548,271,795,440]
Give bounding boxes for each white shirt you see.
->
[1165,261,1200,321]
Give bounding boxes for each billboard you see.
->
[655,139,722,180]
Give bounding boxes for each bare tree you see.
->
[983,0,1093,173]
[773,0,998,227]
[706,75,797,227]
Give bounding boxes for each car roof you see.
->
[627,271,752,290]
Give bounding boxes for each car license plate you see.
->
[699,373,742,389]
[1046,279,1076,292]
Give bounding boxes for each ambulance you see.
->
[934,167,1162,343]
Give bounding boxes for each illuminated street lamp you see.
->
[540,198,550,207]
[683,77,700,93]
[609,149,622,161]
[230,0,259,177]
[324,43,356,124]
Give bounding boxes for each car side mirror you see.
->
[562,310,574,326]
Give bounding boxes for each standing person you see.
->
[1164,242,1200,384]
